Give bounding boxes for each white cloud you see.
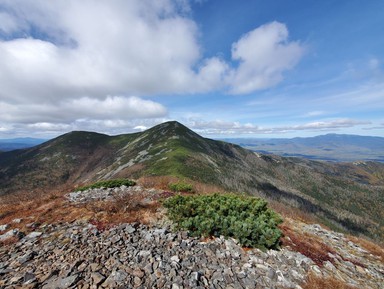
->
[0,1,305,137]
[301,111,327,118]
[292,119,371,130]
[0,96,167,123]
[186,118,371,136]
[229,22,305,94]
[0,2,303,101]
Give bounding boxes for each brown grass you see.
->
[82,192,161,225]
[302,272,357,289]
[139,175,179,190]
[346,235,384,262]
[280,222,336,267]
[0,185,164,236]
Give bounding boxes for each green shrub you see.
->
[77,179,136,191]
[168,181,194,193]
[163,193,283,250]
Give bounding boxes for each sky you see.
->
[0,0,383,139]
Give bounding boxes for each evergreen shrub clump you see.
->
[77,179,136,191]
[168,181,194,193]
[163,193,283,250]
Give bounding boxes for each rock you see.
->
[170,255,180,263]
[26,232,43,239]
[132,268,145,278]
[125,225,136,234]
[0,229,20,241]
[324,261,337,272]
[0,224,9,232]
[103,269,128,286]
[0,217,383,289]
[23,272,36,284]
[267,268,277,281]
[10,275,24,284]
[91,272,105,285]
[18,251,36,264]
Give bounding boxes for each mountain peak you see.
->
[147,121,202,140]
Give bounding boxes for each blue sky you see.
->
[0,0,383,139]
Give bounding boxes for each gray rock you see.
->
[23,272,36,284]
[267,268,277,281]
[0,218,382,289]
[0,229,19,240]
[18,251,36,264]
[125,225,136,234]
[26,231,43,239]
[0,224,9,232]
[91,272,105,285]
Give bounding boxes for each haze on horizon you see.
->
[0,0,383,139]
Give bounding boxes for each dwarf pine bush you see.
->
[163,193,283,250]
[77,179,136,191]
[168,181,194,193]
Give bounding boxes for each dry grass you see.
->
[0,185,164,236]
[346,235,384,262]
[82,192,162,225]
[139,175,179,190]
[280,222,336,267]
[302,272,357,289]
[0,189,66,225]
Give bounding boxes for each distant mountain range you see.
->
[0,121,383,241]
[224,134,384,162]
[0,137,46,152]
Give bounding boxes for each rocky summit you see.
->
[0,187,383,289]
[1,221,312,289]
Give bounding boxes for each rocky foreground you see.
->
[1,221,313,289]
[0,186,383,288]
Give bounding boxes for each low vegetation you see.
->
[163,193,283,250]
[168,181,194,193]
[76,179,136,191]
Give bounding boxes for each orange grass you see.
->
[346,235,384,262]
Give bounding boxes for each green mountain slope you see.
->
[0,121,383,240]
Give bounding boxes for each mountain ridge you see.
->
[0,121,383,241]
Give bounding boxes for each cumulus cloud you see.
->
[0,1,305,136]
[229,22,304,94]
[0,96,166,123]
[0,1,303,99]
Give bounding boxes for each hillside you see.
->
[0,121,383,241]
[225,134,384,162]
